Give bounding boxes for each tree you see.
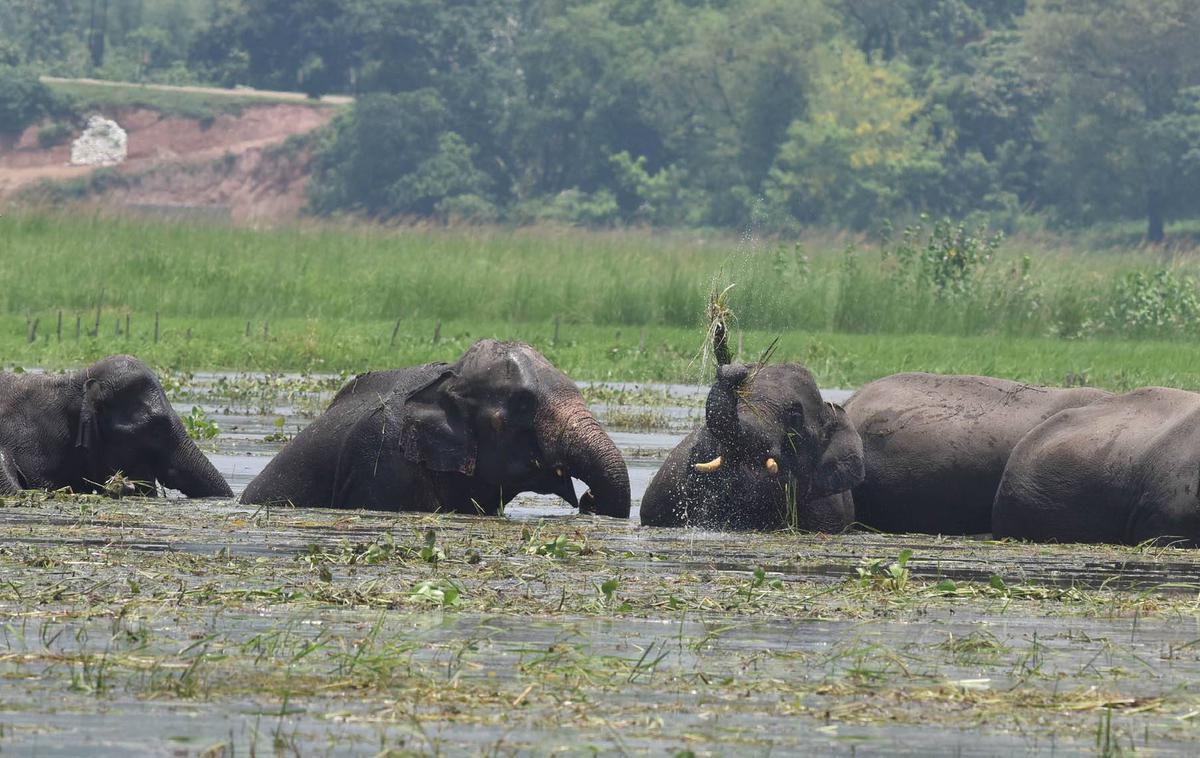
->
[190,0,359,96]
[510,0,662,205]
[647,0,836,225]
[0,65,61,150]
[86,0,110,68]
[764,47,943,229]
[836,0,1015,68]
[308,90,493,217]
[1022,0,1200,241]
[6,0,82,68]
[924,31,1046,221]
[356,0,520,199]
[389,132,493,215]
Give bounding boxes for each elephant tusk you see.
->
[693,456,723,473]
[554,466,565,477]
[765,457,779,475]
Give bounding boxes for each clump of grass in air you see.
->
[705,283,737,369]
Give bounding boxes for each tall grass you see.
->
[3,212,1200,340]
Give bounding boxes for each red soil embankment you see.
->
[0,104,337,222]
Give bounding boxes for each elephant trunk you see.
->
[538,396,630,518]
[159,427,233,498]
[706,364,748,446]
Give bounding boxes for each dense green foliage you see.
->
[2,0,1199,239]
[0,64,63,144]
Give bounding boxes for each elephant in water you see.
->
[242,340,631,516]
[0,355,233,498]
[845,372,1108,535]
[640,362,864,530]
[994,388,1200,546]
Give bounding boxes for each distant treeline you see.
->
[2,0,1199,240]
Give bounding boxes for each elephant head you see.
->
[693,362,864,523]
[74,355,232,498]
[394,340,630,517]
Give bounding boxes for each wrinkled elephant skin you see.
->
[0,355,232,498]
[242,340,630,517]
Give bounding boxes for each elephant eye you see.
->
[783,429,801,454]
[509,389,536,417]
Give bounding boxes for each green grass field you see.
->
[4,212,1200,388]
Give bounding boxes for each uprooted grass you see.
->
[2,492,1200,753]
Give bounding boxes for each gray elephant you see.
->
[640,362,863,530]
[242,340,631,516]
[845,372,1108,535]
[994,388,1200,546]
[0,355,232,497]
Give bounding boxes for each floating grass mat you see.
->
[1,493,1200,753]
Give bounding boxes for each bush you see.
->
[884,215,1003,297]
[435,193,500,224]
[0,65,62,145]
[516,189,622,228]
[1104,270,1200,338]
[308,92,496,219]
[833,217,1032,335]
[36,122,73,148]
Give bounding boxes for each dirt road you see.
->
[40,75,355,105]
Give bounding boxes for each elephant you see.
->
[640,362,864,530]
[994,388,1200,546]
[241,339,631,516]
[0,355,233,498]
[845,372,1108,535]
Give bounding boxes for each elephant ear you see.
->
[75,378,103,449]
[811,402,865,498]
[398,370,477,476]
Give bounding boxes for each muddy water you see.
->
[3,496,1200,755]
[7,376,1200,755]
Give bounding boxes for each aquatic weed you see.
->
[182,406,220,441]
[855,549,913,593]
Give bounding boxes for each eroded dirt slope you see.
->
[0,104,337,222]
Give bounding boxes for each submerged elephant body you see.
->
[0,355,232,498]
[640,362,863,531]
[242,340,630,516]
[994,388,1200,546]
[845,372,1107,535]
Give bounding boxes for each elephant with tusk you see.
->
[242,339,631,516]
[640,361,864,531]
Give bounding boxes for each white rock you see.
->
[70,116,127,166]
